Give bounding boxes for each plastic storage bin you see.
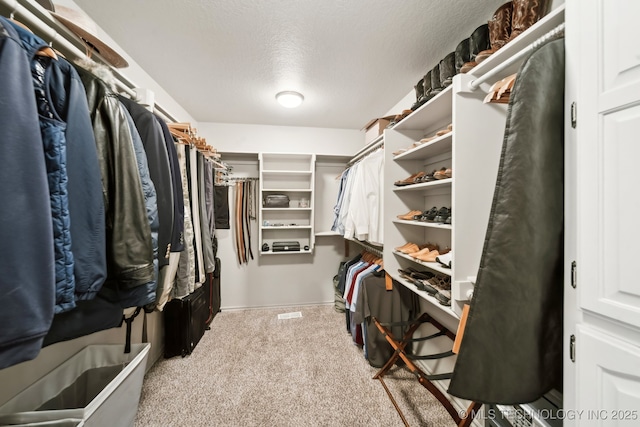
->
[0,343,150,427]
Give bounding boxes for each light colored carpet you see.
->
[134,305,457,427]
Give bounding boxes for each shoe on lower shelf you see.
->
[425,275,451,296]
[397,210,422,220]
[408,247,433,258]
[395,242,413,251]
[433,207,451,223]
[414,249,440,263]
[397,243,420,254]
[434,167,449,180]
[436,252,452,269]
[394,172,424,186]
[435,124,453,136]
[436,289,451,306]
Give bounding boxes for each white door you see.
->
[575,0,640,329]
[568,0,640,423]
[576,326,640,426]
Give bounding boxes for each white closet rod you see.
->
[0,0,178,122]
[348,136,384,166]
[349,238,383,257]
[468,22,565,91]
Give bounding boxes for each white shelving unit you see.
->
[383,5,566,331]
[258,153,316,255]
[375,8,566,422]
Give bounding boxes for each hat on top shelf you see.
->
[43,3,129,68]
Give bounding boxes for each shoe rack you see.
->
[382,4,566,333]
[258,153,316,255]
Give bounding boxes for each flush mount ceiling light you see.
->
[276,91,304,108]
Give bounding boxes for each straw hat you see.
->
[47,4,129,68]
[34,0,54,10]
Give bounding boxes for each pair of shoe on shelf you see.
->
[411,206,451,224]
[415,124,453,146]
[398,267,451,305]
[386,109,413,129]
[393,171,426,186]
[395,242,451,263]
[395,241,438,255]
[398,267,435,292]
[393,167,452,186]
[396,210,423,220]
[410,246,451,263]
[425,275,452,306]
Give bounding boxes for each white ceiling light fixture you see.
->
[276,91,304,108]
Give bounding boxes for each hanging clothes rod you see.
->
[348,135,384,166]
[468,23,565,91]
[0,0,178,122]
[348,238,383,258]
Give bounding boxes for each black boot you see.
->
[430,63,443,97]
[422,70,433,102]
[440,52,456,87]
[411,77,426,110]
[460,24,490,73]
[455,38,470,74]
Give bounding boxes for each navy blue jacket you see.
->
[7,19,76,313]
[48,53,107,302]
[0,16,55,369]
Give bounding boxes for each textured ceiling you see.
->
[74,0,506,129]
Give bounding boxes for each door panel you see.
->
[600,0,640,111]
[576,325,640,426]
[578,0,640,330]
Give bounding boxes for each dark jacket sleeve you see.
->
[155,115,185,252]
[448,39,565,405]
[77,67,154,289]
[119,96,174,267]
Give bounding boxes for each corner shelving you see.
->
[259,153,316,255]
[383,4,565,329]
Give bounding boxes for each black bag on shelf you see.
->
[272,241,301,252]
[164,285,209,358]
[263,194,290,208]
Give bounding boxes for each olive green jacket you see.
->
[448,39,565,404]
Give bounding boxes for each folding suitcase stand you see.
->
[372,313,481,427]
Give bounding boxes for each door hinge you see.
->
[571,261,577,289]
[571,102,577,128]
[570,335,576,362]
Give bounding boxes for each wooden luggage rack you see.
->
[372,313,481,427]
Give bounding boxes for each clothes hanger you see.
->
[168,128,192,145]
[9,13,58,60]
[483,73,517,104]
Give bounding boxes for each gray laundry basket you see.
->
[0,343,150,427]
